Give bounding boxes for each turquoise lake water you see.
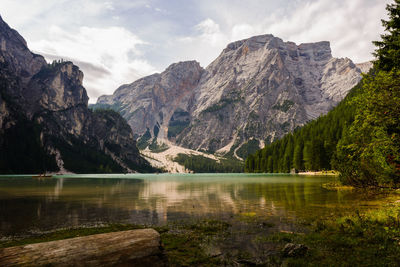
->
[0,173,387,235]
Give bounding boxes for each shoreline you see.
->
[297,171,338,176]
[2,199,400,266]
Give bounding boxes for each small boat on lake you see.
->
[32,174,53,178]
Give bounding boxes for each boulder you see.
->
[282,243,308,257]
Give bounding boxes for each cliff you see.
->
[96,34,369,158]
[0,15,152,174]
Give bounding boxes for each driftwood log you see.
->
[0,228,166,266]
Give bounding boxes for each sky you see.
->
[0,0,391,103]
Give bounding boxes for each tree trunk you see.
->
[0,228,166,266]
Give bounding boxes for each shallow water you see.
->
[0,173,388,235]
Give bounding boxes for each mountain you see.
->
[96,61,204,142]
[0,15,153,174]
[244,81,361,173]
[96,34,370,159]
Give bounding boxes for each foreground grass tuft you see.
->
[260,203,400,266]
[160,220,230,266]
[2,204,400,266]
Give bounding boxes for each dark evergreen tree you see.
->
[334,0,400,187]
[244,84,359,173]
[334,71,400,186]
[293,141,304,171]
[373,0,400,71]
[245,1,400,188]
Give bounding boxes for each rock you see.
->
[0,15,153,174]
[356,61,373,74]
[203,244,222,258]
[97,60,204,143]
[0,229,166,266]
[281,243,308,257]
[95,34,369,156]
[0,15,46,83]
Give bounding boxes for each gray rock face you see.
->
[356,61,373,74]
[180,35,364,152]
[97,60,204,140]
[97,34,367,154]
[0,15,151,173]
[30,63,88,112]
[0,17,46,84]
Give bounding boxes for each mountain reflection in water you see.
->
[0,174,386,235]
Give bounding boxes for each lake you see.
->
[0,173,388,236]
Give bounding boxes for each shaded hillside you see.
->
[0,15,153,174]
[245,81,361,173]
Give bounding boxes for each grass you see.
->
[256,203,400,266]
[161,220,230,266]
[0,220,229,266]
[148,138,169,153]
[3,204,400,266]
[167,120,190,138]
[322,182,355,191]
[272,100,295,112]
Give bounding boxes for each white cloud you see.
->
[231,24,260,41]
[173,18,229,67]
[196,19,219,35]
[176,0,390,68]
[242,0,388,63]
[0,0,392,102]
[30,26,156,102]
[104,1,115,11]
[194,18,228,47]
[0,0,116,29]
[258,0,391,62]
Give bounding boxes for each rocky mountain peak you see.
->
[0,15,46,81]
[356,61,373,73]
[96,60,204,139]
[0,15,28,51]
[0,16,153,174]
[221,34,332,62]
[160,60,204,91]
[96,34,370,158]
[164,60,202,73]
[28,61,88,113]
[224,34,276,52]
[297,41,332,61]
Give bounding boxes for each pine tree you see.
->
[335,0,400,187]
[244,1,400,179]
[293,142,304,171]
[373,0,400,71]
[335,71,400,186]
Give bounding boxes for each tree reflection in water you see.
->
[0,174,387,236]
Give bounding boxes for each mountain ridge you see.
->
[96,34,370,159]
[0,15,153,174]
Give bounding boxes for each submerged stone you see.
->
[282,243,308,257]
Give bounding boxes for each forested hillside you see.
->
[244,82,361,173]
[174,154,244,173]
[246,0,400,188]
[0,16,154,174]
